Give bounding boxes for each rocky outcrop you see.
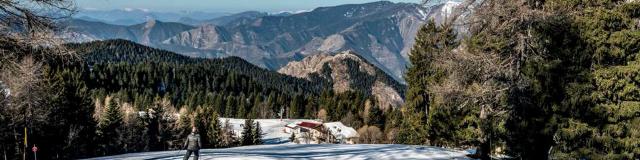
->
[163,24,232,49]
[278,51,405,109]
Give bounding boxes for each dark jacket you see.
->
[184,133,201,150]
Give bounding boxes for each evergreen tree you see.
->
[404,20,455,117]
[97,100,124,155]
[237,94,247,118]
[545,1,640,159]
[193,106,222,148]
[207,112,221,148]
[289,95,300,118]
[46,68,97,158]
[401,20,457,146]
[225,96,236,117]
[214,94,224,116]
[241,119,255,145]
[252,122,263,145]
[395,108,427,145]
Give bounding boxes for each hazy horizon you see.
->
[76,0,426,13]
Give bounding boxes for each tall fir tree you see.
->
[252,122,263,145]
[400,20,457,145]
[289,95,300,118]
[241,119,255,145]
[225,96,236,117]
[207,112,221,148]
[97,99,124,155]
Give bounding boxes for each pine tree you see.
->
[401,20,457,146]
[207,112,221,148]
[237,94,247,118]
[225,96,236,117]
[395,108,427,145]
[214,94,224,116]
[289,95,300,118]
[252,122,263,145]
[404,20,455,118]
[241,119,254,145]
[97,99,124,155]
[47,69,97,158]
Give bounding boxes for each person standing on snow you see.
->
[183,127,202,160]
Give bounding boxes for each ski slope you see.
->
[85,144,471,160]
[85,118,471,159]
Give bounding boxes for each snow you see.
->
[441,1,462,16]
[85,118,470,159]
[417,7,428,20]
[84,144,470,160]
[123,8,150,12]
[219,118,322,144]
[323,122,358,139]
[421,0,463,17]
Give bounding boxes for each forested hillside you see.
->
[399,0,640,159]
[1,39,405,159]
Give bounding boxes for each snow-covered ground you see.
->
[219,118,321,144]
[85,118,471,159]
[85,144,471,160]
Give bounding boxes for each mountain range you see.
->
[74,8,229,25]
[62,1,462,83]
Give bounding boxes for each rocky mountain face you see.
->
[128,20,196,45]
[278,51,405,109]
[161,1,460,82]
[64,1,462,83]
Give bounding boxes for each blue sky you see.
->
[76,0,423,13]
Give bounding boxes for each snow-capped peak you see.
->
[442,1,462,16]
[123,8,150,12]
[271,10,310,15]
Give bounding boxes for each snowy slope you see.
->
[85,144,470,160]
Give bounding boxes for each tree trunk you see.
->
[477,140,491,160]
[477,106,491,160]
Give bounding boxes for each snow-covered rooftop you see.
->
[323,122,359,139]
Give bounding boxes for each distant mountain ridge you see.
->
[74,8,229,25]
[63,1,463,82]
[61,19,195,46]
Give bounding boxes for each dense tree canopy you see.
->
[403,0,640,159]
